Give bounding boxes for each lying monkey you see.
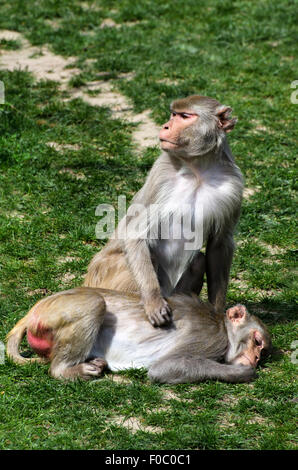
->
[6,287,271,383]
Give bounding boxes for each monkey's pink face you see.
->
[233,330,266,368]
[226,305,271,368]
[159,111,198,150]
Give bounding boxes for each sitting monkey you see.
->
[7,287,271,384]
[84,95,243,326]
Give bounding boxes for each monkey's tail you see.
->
[6,316,47,365]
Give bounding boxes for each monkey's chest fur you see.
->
[148,167,241,294]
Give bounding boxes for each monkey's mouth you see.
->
[160,139,178,146]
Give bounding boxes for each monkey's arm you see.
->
[205,231,235,313]
[148,353,256,384]
[124,237,172,326]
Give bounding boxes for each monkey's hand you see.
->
[226,364,257,383]
[144,297,172,327]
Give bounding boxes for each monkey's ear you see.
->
[216,106,238,133]
[226,304,248,324]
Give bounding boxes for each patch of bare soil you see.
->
[26,288,50,297]
[57,256,80,264]
[60,273,76,284]
[0,30,80,85]
[58,167,87,180]
[100,18,142,29]
[243,186,260,199]
[64,81,160,150]
[47,142,81,152]
[108,415,163,434]
[0,30,160,151]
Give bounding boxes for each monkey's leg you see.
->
[124,238,172,327]
[174,252,205,295]
[24,287,107,380]
[205,233,234,313]
[148,353,256,384]
[83,243,139,293]
[50,357,107,381]
[48,289,108,380]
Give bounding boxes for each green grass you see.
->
[0,0,297,450]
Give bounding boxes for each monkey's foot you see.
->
[88,357,107,373]
[50,359,107,381]
[145,298,172,327]
[73,358,107,380]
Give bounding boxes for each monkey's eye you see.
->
[253,330,264,348]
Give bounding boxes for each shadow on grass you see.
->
[267,346,284,365]
[247,300,297,325]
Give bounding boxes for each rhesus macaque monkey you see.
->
[84,95,243,326]
[7,287,271,383]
